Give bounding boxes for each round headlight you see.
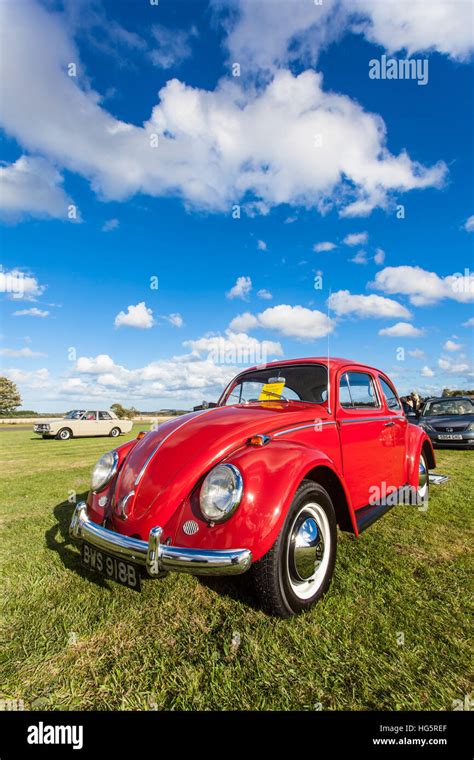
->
[91,451,119,492]
[199,464,243,523]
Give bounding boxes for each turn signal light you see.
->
[136,431,147,440]
[248,434,270,447]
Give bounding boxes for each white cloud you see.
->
[257,239,267,251]
[328,290,411,319]
[149,24,197,69]
[464,215,474,232]
[217,0,474,71]
[230,304,334,340]
[0,346,46,358]
[350,251,368,265]
[184,329,283,361]
[257,289,273,300]
[0,267,46,301]
[438,357,472,374]
[102,218,119,232]
[462,317,474,327]
[343,231,368,246]
[0,155,74,221]
[313,241,336,252]
[226,276,252,300]
[408,348,425,360]
[421,366,434,377]
[379,322,424,337]
[372,266,474,305]
[2,367,50,388]
[76,354,117,374]
[164,313,184,327]
[229,312,259,332]
[12,307,49,317]
[374,247,385,265]
[352,0,474,62]
[114,302,154,329]
[0,2,447,218]
[443,339,462,352]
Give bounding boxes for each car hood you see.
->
[112,402,327,524]
[423,414,474,427]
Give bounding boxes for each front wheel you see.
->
[56,428,72,440]
[109,427,121,438]
[251,480,337,617]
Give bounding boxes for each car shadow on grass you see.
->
[45,493,111,590]
[197,574,262,612]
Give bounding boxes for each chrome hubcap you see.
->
[418,457,428,497]
[286,503,330,600]
[290,516,325,581]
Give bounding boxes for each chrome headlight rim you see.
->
[91,450,119,493]
[199,463,243,524]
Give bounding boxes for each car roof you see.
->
[424,396,473,402]
[239,357,382,374]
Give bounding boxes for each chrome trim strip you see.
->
[340,415,405,425]
[70,502,252,577]
[273,421,337,437]
[134,408,217,486]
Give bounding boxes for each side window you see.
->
[379,377,401,411]
[98,411,112,420]
[84,411,97,421]
[339,372,379,409]
[339,373,353,408]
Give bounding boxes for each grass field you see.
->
[1,426,472,711]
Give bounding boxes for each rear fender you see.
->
[406,423,436,487]
[170,440,355,562]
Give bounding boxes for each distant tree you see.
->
[111,403,137,419]
[442,388,474,397]
[0,376,22,415]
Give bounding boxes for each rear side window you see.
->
[339,372,380,409]
[84,411,97,420]
[98,411,112,420]
[379,377,401,411]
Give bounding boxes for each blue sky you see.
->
[0,0,473,411]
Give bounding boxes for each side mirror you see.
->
[193,401,217,411]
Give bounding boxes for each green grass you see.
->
[1,427,472,710]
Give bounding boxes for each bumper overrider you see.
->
[69,502,252,577]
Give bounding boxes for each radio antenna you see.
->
[327,287,331,414]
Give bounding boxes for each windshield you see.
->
[222,364,328,405]
[422,399,473,416]
[64,410,86,419]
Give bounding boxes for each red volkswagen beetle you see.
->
[70,358,435,617]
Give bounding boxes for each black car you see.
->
[418,396,474,448]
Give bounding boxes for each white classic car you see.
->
[33,410,134,440]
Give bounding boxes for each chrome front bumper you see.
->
[69,502,252,577]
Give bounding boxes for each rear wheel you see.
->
[109,427,121,438]
[417,452,429,506]
[251,480,337,617]
[56,428,72,440]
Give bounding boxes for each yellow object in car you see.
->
[259,381,285,401]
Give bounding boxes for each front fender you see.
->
[169,440,351,563]
[406,423,436,487]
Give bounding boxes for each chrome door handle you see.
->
[383,421,395,427]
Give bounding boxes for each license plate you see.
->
[437,434,463,440]
[81,542,141,591]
